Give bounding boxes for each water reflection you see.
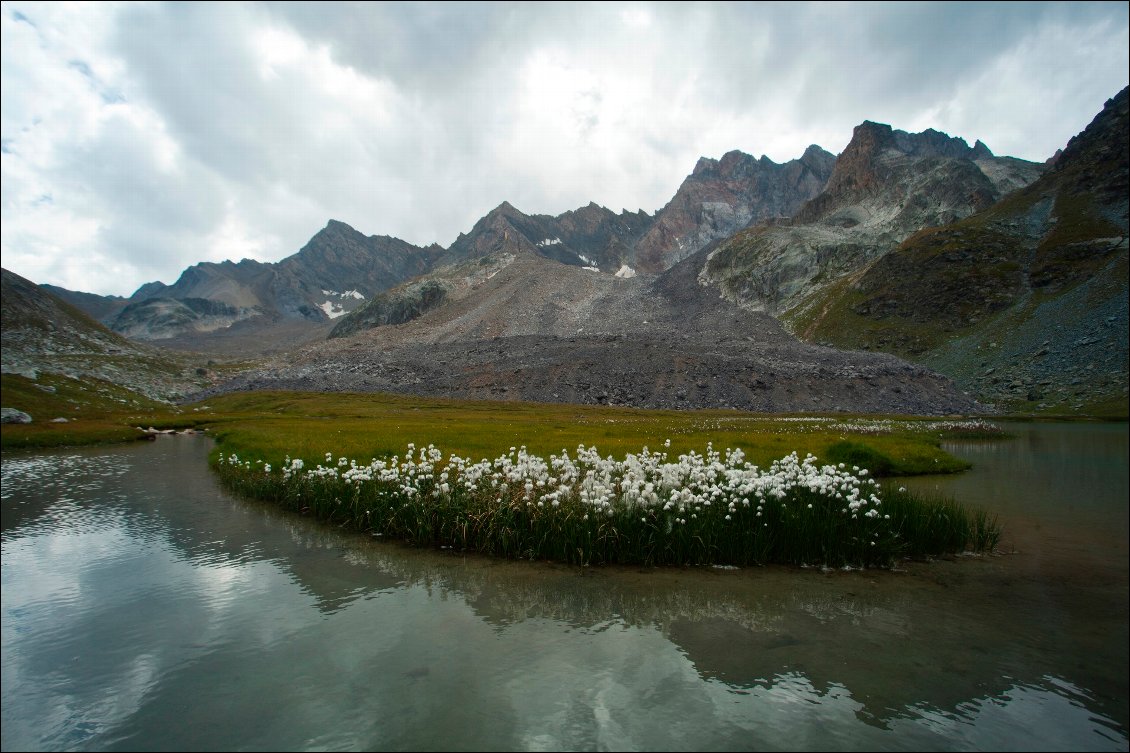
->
[2,430,1127,751]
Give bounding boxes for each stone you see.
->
[1,408,33,424]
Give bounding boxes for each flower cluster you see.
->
[674,417,1000,437]
[217,440,901,567]
[224,442,885,519]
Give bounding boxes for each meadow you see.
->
[2,384,1004,567]
[191,390,996,475]
[198,391,1002,568]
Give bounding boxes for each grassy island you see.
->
[200,392,1003,568]
[214,442,1000,568]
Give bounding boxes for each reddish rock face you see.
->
[794,122,1007,227]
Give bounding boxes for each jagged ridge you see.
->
[699,124,1046,314]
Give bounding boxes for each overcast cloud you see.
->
[2,1,1127,296]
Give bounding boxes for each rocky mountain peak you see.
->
[789,86,1128,415]
[972,139,994,159]
[304,218,369,246]
[815,122,891,195]
[483,205,528,235]
[853,120,895,143]
[442,202,539,264]
[721,149,760,173]
[131,281,168,301]
[691,156,719,176]
[443,197,654,273]
[704,111,1047,318]
[801,143,837,167]
[632,146,836,272]
[490,200,521,216]
[1051,86,1128,188]
[821,122,998,199]
[893,127,980,160]
[563,201,613,227]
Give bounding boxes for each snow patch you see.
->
[614,265,636,278]
[538,237,562,246]
[582,266,600,272]
[320,289,366,300]
[319,301,348,319]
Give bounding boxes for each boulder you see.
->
[1,408,33,424]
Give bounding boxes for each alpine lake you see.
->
[2,421,1127,751]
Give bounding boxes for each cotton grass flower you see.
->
[214,439,998,568]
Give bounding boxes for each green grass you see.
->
[882,485,1002,558]
[2,378,990,472]
[824,440,895,476]
[0,373,185,450]
[194,390,978,476]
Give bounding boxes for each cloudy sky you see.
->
[2,1,1127,297]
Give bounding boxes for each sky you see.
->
[1,2,1127,297]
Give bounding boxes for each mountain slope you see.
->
[699,125,1045,314]
[787,86,1129,414]
[204,242,981,416]
[1,268,214,401]
[40,285,129,325]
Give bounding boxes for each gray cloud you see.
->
[1,1,1127,296]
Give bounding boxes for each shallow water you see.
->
[2,424,1127,751]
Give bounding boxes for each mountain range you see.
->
[8,86,1128,416]
[44,144,839,349]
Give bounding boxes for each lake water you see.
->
[2,423,1127,751]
